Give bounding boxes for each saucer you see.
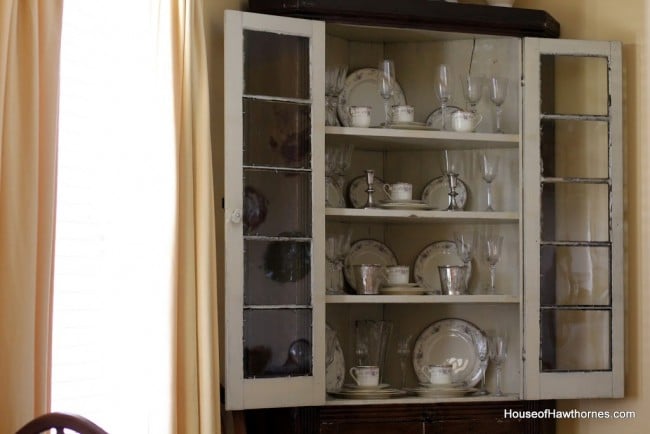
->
[343,383,391,390]
[377,200,434,210]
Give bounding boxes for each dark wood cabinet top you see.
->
[248,0,560,38]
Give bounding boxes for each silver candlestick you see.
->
[364,169,377,208]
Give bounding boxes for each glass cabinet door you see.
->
[523,38,623,399]
[224,11,325,410]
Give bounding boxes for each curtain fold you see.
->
[170,0,220,432]
[0,0,63,432]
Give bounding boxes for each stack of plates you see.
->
[407,383,477,398]
[379,283,427,295]
[377,199,434,210]
[328,383,406,400]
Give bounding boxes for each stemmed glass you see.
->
[325,231,352,294]
[489,76,509,133]
[396,334,413,389]
[461,74,484,115]
[454,230,478,290]
[480,153,500,212]
[440,149,462,210]
[435,64,452,131]
[326,326,338,368]
[325,65,348,126]
[378,60,396,128]
[488,331,508,396]
[482,231,503,294]
[471,329,489,396]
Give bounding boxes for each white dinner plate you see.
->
[412,318,486,388]
[326,324,345,393]
[348,175,389,208]
[344,239,398,290]
[425,105,462,130]
[338,68,406,127]
[413,240,470,294]
[421,176,468,211]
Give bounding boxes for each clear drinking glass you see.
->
[480,153,500,211]
[489,76,509,133]
[396,334,413,389]
[440,149,462,210]
[461,74,485,114]
[488,331,508,396]
[378,60,396,128]
[471,328,489,395]
[454,230,478,289]
[325,65,348,126]
[435,65,452,131]
[483,232,504,294]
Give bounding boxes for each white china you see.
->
[349,105,372,128]
[328,388,406,400]
[377,200,433,211]
[412,318,486,387]
[348,175,389,208]
[350,365,380,387]
[426,105,461,130]
[421,176,468,210]
[386,265,410,285]
[420,364,453,385]
[343,383,390,390]
[383,182,413,201]
[338,68,406,128]
[414,240,470,294]
[390,105,415,123]
[326,324,345,393]
[344,240,398,291]
[451,111,483,132]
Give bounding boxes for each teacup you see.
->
[421,364,453,385]
[353,264,387,295]
[390,105,415,123]
[383,182,413,201]
[349,106,372,128]
[386,265,410,286]
[350,365,380,387]
[451,111,483,132]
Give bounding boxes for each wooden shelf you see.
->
[326,126,519,151]
[325,208,519,223]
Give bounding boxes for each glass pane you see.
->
[244,309,312,378]
[244,30,309,99]
[540,245,611,306]
[541,183,609,242]
[244,239,311,306]
[541,55,608,116]
[541,119,609,178]
[243,170,311,237]
[541,309,610,371]
[243,99,311,169]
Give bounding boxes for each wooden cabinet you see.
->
[222,7,623,411]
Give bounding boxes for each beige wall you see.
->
[207,1,647,431]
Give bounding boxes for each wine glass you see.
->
[489,76,509,133]
[326,326,338,367]
[480,153,500,212]
[435,64,452,130]
[488,331,508,396]
[378,60,396,128]
[325,231,351,294]
[454,230,478,290]
[482,231,503,294]
[471,328,489,396]
[325,65,348,126]
[396,334,413,389]
[440,149,462,210]
[461,74,484,115]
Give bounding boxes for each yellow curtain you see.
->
[0,0,63,432]
[171,0,220,432]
